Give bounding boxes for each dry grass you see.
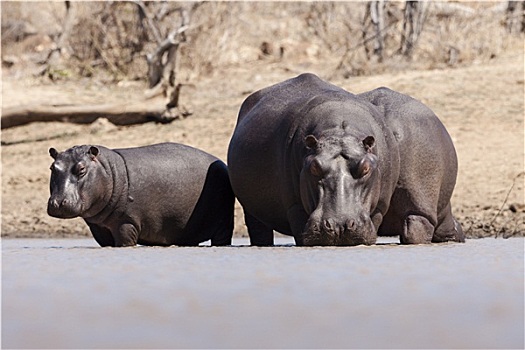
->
[2,2,523,82]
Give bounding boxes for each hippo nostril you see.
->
[48,198,59,208]
[345,220,356,230]
[323,219,332,230]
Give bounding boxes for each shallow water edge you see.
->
[2,237,524,349]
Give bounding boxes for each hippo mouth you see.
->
[47,198,82,219]
[302,218,377,246]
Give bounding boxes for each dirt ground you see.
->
[1,49,523,239]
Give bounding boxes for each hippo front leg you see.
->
[245,212,274,246]
[114,223,139,247]
[370,210,383,236]
[87,223,115,247]
[287,204,309,246]
[400,215,434,244]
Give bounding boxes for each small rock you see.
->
[509,203,525,213]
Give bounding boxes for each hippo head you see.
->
[300,131,381,246]
[47,145,111,219]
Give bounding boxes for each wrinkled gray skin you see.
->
[48,143,234,247]
[227,73,464,246]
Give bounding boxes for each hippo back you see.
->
[358,87,458,215]
[115,143,232,245]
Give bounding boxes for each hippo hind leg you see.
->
[210,229,233,246]
[400,214,434,244]
[244,211,274,246]
[210,184,235,246]
[433,204,465,243]
[182,210,233,246]
[210,214,234,246]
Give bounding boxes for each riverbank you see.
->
[2,49,524,239]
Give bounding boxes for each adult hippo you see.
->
[227,73,464,246]
[48,143,234,247]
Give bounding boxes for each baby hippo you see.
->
[47,143,234,247]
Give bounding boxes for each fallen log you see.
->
[1,98,189,129]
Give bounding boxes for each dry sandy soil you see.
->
[1,49,523,240]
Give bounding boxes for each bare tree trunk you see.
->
[135,0,200,109]
[400,1,428,58]
[369,0,386,62]
[145,22,187,91]
[361,5,372,60]
[46,1,76,67]
[506,1,525,34]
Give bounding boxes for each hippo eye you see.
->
[360,162,371,176]
[353,155,377,179]
[74,163,87,177]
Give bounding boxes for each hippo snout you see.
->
[342,218,377,245]
[322,217,359,234]
[47,196,80,219]
[304,214,376,246]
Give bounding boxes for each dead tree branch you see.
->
[334,18,398,75]
[135,1,199,113]
[146,23,189,89]
[490,172,525,238]
[133,0,162,44]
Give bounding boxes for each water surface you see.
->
[2,237,524,349]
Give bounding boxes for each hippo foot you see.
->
[210,238,233,246]
[245,212,274,246]
[114,223,139,247]
[432,217,465,243]
[210,231,233,246]
[400,215,433,244]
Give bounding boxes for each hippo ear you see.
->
[49,148,59,160]
[305,135,319,149]
[88,146,99,159]
[362,136,375,152]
